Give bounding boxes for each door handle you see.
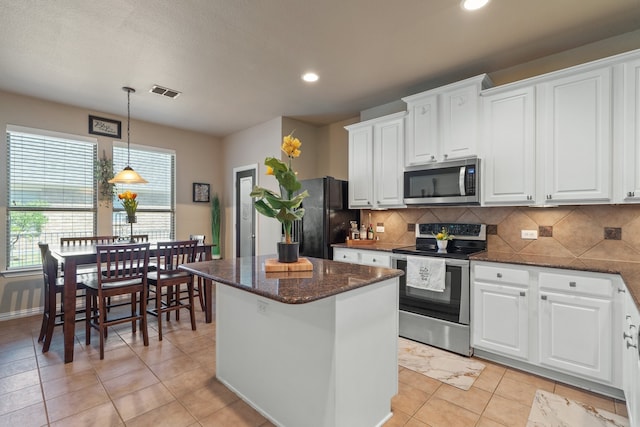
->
[541,295,547,300]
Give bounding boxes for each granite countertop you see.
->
[179,255,403,304]
[332,242,409,252]
[470,251,640,307]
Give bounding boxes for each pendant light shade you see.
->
[109,87,148,184]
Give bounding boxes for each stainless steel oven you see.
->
[392,223,486,357]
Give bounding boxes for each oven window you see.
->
[397,260,463,323]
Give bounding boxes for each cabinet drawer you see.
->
[539,272,612,298]
[474,264,529,286]
[360,252,391,267]
[333,249,359,264]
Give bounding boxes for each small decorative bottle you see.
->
[360,224,367,240]
[367,224,374,240]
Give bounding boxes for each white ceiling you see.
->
[1,0,640,138]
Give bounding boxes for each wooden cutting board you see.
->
[264,257,314,272]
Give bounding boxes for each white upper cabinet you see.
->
[481,86,536,205]
[538,67,612,203]
[621,58,640,202]
[346,112,406,209]
[403,75,492,167]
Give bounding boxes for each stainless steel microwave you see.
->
[403,157,480,205]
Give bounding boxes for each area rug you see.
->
[527,390,629,427]
[398,337,485,391]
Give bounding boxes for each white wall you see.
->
[0,90,222,319]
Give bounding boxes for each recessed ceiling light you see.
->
[461,0,489,11]
[302,72,319,83]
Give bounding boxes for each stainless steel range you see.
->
[392,223,487,356]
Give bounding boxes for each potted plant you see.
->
[250,132,309,263]
[211,192,221,259]
[433,227,454,251]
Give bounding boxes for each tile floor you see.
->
[0,303,629,427]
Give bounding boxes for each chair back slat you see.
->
[97,243,150,285]
[130,234,149,242]
[155,240,198,274]
[61,236,118,246]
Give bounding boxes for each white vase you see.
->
[437,240,448,251]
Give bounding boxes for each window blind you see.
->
[6,126,97,269]
[112,143,175,240]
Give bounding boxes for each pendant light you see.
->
[109,87,148,184]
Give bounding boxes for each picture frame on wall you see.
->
[88,115,122,138]
[193,182,210,203]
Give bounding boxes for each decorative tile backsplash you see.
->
[362,205,640,262]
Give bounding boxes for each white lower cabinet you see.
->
[333,247,392,268]
[622,292,640,426]
[471,262,622,392]
[472,264,529,359]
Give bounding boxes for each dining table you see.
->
[50,242,214,363]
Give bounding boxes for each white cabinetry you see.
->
[481,86,536,204]
[621,58,640,202]
[472,264,530,359]
[480,66,612,205]
[538,272,613,383]
[622,290,640,426]
[346,112,405,209]
[333,247,392,268]
[471,261,623,393]
[403,74,492,166]
[538,68,612,203]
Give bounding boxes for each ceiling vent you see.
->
[149,85,181,99]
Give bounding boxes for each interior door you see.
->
[235,166,256,258]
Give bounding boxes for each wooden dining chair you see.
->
[147,240,198,341]
[37,243,93,353]
[188,234,206,310]
[60,236,119,246]
[84,243,150,359]
[130,234,149,242]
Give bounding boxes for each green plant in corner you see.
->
[211,193,221,259]
[95,150,115,206]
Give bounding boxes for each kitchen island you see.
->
[179,255,403,427]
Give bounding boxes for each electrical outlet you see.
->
[257,300,268,315]
[521,229,538,240]
[376,222,385,233]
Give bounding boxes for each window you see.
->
[6,125,97,269]
[112,143,175,240]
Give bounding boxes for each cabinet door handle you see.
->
[520,291,525,297]
[618,288,626,293]
[628,341,638,349]
[372,258,376,262]
[496,273,502,278]
[443,154,448,160]
[624,331,634,340]
[541,295,547,300]
[569,281,576,287]
[430,155,436,161]
[343,255,347,259]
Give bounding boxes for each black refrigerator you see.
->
[293,176,359,259]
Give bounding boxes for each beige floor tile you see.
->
[404,418,429,427]
[502,368,555,392]
[475,416,509,427]
[398,368,442,395]
[391,381,432,416]
[188,347,217,374]
[472,367,504,393]
[42,370,101,400]
[615,399,628,417]
[482,394,531,427]
[179,380,239,420]
[0,401,48,427]
[0,356,38,380]
[0,344,35,365]
[413,397,480,427]
[101,365,160,399]
[112,382,176,421]
[433,384,492,414]
[162,365,216,397]
[0,383,43,416]
[91,352,148,382]
[199,399,266,427]
[383,409,412,427]
[38,356,92,382]
[493,375,542,407]
[49,401,123,427]
[132,338,186,365]
[46,382,111,422]
[553,382,616,413]
[148,353,201,382]
[0,369,40,396]
[126,399,196,427]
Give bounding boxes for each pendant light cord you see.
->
[127,88,131,165]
